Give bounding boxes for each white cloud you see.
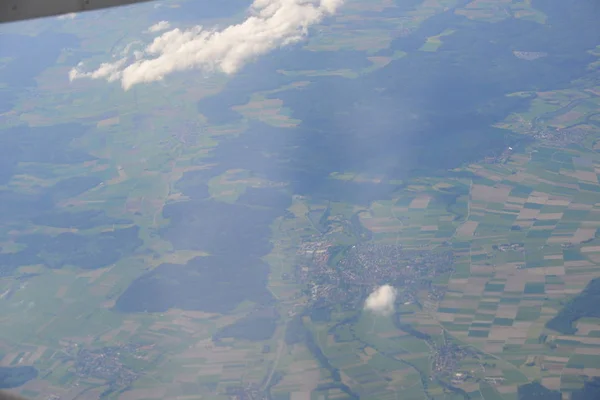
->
[57,12,77,20]
[147,21,170,33]
[69,0,344,90]
[120,41,145,57]
[364,285,397,316]
[69,60,127,83]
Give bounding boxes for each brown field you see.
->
[487,326,525,342]
[567,202,594,211]
[538,212,564,220]
[1,352,20,366]
[572,228,596,243]
[366,56,392,69]
[562,170,598,183]
[563,368,600,377]
[471,184,512,203]
[456,221,478,237]
[290,392,312,400]
[581,245,600,253]
[534,266,565,276]
[120,388,168,400]
[96,116,119,128]
[496,304,520,319]
[517,208,540,220]
[409,196,431,209]
[574,347,600,356]
[359,215,402,232]
[541,377,562,390]
[504,277,526,292]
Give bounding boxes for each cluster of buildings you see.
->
[493,243,525,252]
[296,238,332,264]
[483,145,517,165]
[427,285,447,302]
[74,343,145,388]
[432,342,478,380]
[226,383,267,400]
[534,126,590,147]
[291,227,497,388]
[295,240,455,309]
[430,331,483,387]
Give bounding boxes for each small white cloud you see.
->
[69,0,344,90]
[364,285,397,316]
[69,59,127,83]
[57,12,77,20]
[147,21,170,33]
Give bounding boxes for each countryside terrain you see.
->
[0,0,599,399]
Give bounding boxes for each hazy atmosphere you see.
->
[1,0,599,399]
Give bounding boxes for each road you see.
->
[263,337,285,390]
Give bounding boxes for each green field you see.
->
[0,0,599,399]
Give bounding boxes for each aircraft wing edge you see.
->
[0,0,154,23]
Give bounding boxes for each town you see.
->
[294,239,455,310]
[74,342,152,390]
[431,331,481,383]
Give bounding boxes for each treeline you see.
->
[518,378,600,400]
[213,309,278,342]
[284,315,359,399]
[213,316,277,342]
[0,366,38,389]
[546,277,600,334]
[393,312,431,341]
[517,382,561,400]
[284,315,340,381]
[570,377,600,400]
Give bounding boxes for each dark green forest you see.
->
[546,277,600,334]
[0,366,38,389]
